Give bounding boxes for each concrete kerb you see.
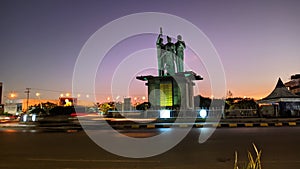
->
[107,117,300,129]
[110,121,300,129]
[1,119,299,130]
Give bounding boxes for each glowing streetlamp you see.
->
[199,109,207,119]
[10,93,16,98]
[8,92,17,104]
[134,97,138,104]
[35,92,42,109]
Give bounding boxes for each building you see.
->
[4,99,58,114]
[258,78,300,117]
[123,98,132,111]
[285,74,300,95]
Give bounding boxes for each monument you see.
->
[137,28,202,112]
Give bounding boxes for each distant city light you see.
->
[32,114,36,122]
[64,99,72,106]
[23,114,27,122]
[66,93,70,97]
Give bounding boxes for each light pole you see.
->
[9,92,16,103]
[25,88,31,112]
[35,93,42,109]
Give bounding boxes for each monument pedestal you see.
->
[137,71,202,111]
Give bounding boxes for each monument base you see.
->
[136,71,203,111]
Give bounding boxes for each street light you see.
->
[35,92,42,109]
[10,93,16,98]
[7,92,17,104]
[134,97,138,104]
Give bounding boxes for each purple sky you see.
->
[1,0,300,102]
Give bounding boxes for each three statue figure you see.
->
[156,28,186,76]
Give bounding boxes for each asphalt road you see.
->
[0,127,300,169]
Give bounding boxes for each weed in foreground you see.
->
[234,143,262,169]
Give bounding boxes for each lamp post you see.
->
[35,93,42,109]
[5,92,18,116]
[25,88,31,112]
[9,92,16,104]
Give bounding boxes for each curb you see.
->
[110,121,300,129]
[1,121,299,130]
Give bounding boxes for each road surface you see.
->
[0,127,299,169]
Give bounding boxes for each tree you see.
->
[225,97,257,110]
[136,102,151,110]
[99,102,113,114]
[194,95,211,108]
[48,106,77,116]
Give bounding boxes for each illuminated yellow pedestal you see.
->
[136,71,202,111]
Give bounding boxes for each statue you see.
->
[163,36,176,75]
[156,28,176,76]
[156,28,165,76]
[156,28,187,76]
[175,35,186,73]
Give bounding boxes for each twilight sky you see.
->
[1,0,300,102]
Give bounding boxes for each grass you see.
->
[234,143,262,169]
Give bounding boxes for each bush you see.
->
[49,106,75,116]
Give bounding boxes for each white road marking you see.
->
[27,158,160,163]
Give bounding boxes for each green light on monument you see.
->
[160,83,173,107]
